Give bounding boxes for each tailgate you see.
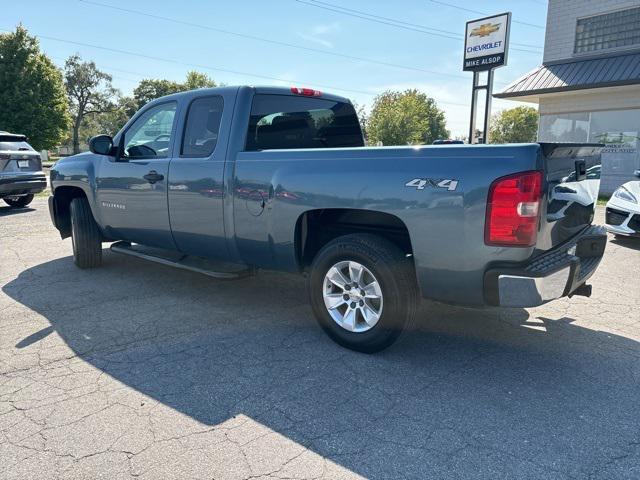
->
[538,143,603,251]
[0,151,42,173]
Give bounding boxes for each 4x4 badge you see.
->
[405,178,459,191]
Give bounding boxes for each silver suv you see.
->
[0,132,46,208]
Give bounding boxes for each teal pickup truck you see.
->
[49,86,607,352]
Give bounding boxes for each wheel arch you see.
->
[51,186,90,239]
[294,208,415,271]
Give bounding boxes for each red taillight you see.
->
[485,170,543,247]
[291,86,322,97]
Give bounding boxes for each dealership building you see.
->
[495,0,640,194]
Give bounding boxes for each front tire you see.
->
[308,234,418,353]
[3,194,34,208]
[70,197,102,268]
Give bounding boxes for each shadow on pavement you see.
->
[4,252,640,478]
[610,235,640,251]
[0,205,37,216]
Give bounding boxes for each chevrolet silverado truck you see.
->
[1,132,47,208]
[48,86,607,352]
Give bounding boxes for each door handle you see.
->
[143,170,164,184]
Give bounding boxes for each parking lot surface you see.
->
[1,200,639,479]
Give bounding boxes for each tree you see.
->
[0,25,69,150]
[132,79,184,111]
[351,101,368,141]
[66,96,136,148]
[366,89,449,146]
[65,54,118,153]
[183,71,216,90]
[132,71,217,111]
[489,106,539,144]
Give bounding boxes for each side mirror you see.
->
[634,170,640,178]
[89,135,114,156]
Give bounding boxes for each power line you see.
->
[297,0,543,51]
[307,0,465,38]
[75,1,516,87]
[426,0,545,29]
[8,29,471,107]
[77,0,470,81]
[295,0,460,40]
[50,55,144,83]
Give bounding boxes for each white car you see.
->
[605,171,640,238]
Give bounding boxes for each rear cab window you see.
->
[245,94,364,151]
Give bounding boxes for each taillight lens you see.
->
[485,170,543,247]
[291,86,322,97]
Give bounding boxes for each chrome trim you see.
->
[498,266,572,308]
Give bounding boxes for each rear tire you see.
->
[3,194,34,208]
[308,233,418,353]
[70,197,102,269]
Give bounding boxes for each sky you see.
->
[5,0,548,137]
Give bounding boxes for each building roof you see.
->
[494,52,640,99]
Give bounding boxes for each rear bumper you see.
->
[0,173,47,197]
[484,225,607,307]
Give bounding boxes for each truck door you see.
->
[96,101,178,249]
[167,93,231,260]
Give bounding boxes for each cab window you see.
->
[123,102,177,159]
[245,94,364,151]
[181,96,223,157]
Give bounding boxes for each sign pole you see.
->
[468,72,479,144]
[482,69,495,144]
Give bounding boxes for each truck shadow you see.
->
[4,252,640,478]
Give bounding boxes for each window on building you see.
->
[245,94,364,151]
[574,7,640,54]
[538,112,590,143]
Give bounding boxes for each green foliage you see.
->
[68,96,135,148]
[183,71,216,90]
[65,54,118,153]
[0,25,70,150]
[351,101,368,141]
[489,106,539,144]
[366,89,449,146]
[132,71,217,111]
[133,79,184,111]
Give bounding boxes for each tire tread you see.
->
[70,197,102,268]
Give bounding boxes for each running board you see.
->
[109,241,254,279]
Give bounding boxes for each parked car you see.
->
[0,132,46,208]
[605,170,640,238]
[48,86,607,352]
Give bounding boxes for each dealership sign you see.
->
[463,13,511,71]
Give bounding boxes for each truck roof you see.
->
[148,85,352,105]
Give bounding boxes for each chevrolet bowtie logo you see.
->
[470,23,501,37]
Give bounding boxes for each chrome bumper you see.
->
[485,225,607,308]
[497,267,572,307]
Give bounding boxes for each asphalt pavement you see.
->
[1,199,639,479]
